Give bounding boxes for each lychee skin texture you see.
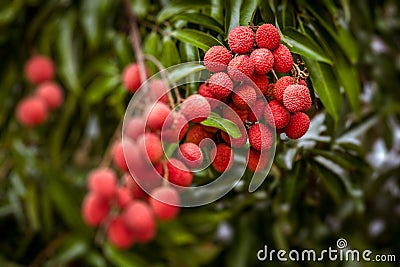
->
[35,82,64,110]
[224,102,249,123]
[125,117,146,141]
[264,100,290,129]
[283,84,312,113]
[149,79,168,103]
[161,111,189,143]
[208,72,233,99]
[250,74,269,96]
[232,84,257,110]
[179,142,203,169]
[273,76,306,103]
[107,216,135,249]
[185,124,213,145]
[146,102,171,131]
[248,98,266,122]
[112,140,128,171]
[167,158,193,187]
[137,133,164,165]
[248,123,273,151]
[255,24,281,51]
[211,143,234,173]
[227,55,255,81]
[247,148,269,172]
[284,112,310,139]
[87,167,117,199]
[273,44,294,73]
[228,26,254,54]
[24,55,55,84]
[250,48,274,75]
[180,94,211,123]
[150,187,180,221]
[198,83,220,109]
[204,46,232,72]
[122,63,149,93]
[82,193,110,226]
[16,97,48,127]
[123,201,156,243]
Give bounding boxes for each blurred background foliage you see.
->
[0,0,400,266]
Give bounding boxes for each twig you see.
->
[271,69,279,82]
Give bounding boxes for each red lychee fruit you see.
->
[161,111,189,143]
[122,63,149,93]
[125,117,146,141]
[228,26,254,54]
[150,187,180,221]
[264,100,290,129]
[198,83,221,110]
[178,142,203,169]
[112,140,128,171]
[248,98,266,122]
[122,201,156,243]
[250,48,274,75]
[255,24,281,50]
[273,44,293,73]
[149,79,169,103]
[167,158,193,187]
[247,148,269,172]
[180,94,211,123]
[223,102,249,123]
[284,112,310,139]
[220,127,247,148]
[82,192,110,226]
[115,187,132,209]
[16,97,48,127]
[250,74,269,96]
[248,123,273,151]
[208,72,233,99]
[273,76,307,103]
[211,143,234,172]
[35,82,63,110]
[227,55,255,81]
[107,216,135,249]
[204,46,232,72]
[145,102,171,131]
[87,167,117,199]
[123,174,146,199]
[24,55,55,84]
[232,84,257,110]
[137,133,163,165]
[185,124,214,145]
[283,84,312,113]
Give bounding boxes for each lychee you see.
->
[122,63,149,93]
[248,98,266,122]
[208,72,233,99]
[248,123,273,151]
[35,82,63,110]
[227,55,255,81]
[204,46,231,72]
[16,97,48,127]
[273,76,306,103]
[223,102,249,123]
[283,84,312,113]
[161,111,189,143]
[247,148,269,172]
[167,158,193,187]
[149,79,169,104]
[198,83,221,110]
[264,100,290,129]
[125,117,146,141]
[137,133,163,165]
[123,174,146,199]
[228,26,254,54]
[250,48,274,75]
[82,192,110,226]
[255,24,280,50]
[185,124,214,145]
[250,74,269,96]
[87,167,117,199]
[115,187,132,209]
[107,216,135,249]
[178,142,203,169]
[180,94,211,123]
[150,187,180,221]
[232,84,257,110]
[273,44,293,73]
[145,102,171,131]
[112,140,128,171]
[284,112,310,139]
[24,55,55,84]
[211,143,234,172]
[122,201,156,243]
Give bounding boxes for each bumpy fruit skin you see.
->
[123,201,156,243]
[146,102,171,131]
[250,74,269,96]
[149,79,168,103]
[87,167,117,199]
[112,140,128,171]
[24,55,55,84]
[180,94,211,123]
[283,84,312,113]
[161,111,188,143]
[247,148,269,172]
[125,117,146,141]
[220,127,247,148]
[16,97,48,127]
[255,24,280,50]
[150,187,180,221]
[167,158,193,187]
[273,76,306,103]
[204,46,231,72]
[273,44,293,73]
[264,100,290,129]
[208,72,233,99]
[250,48,274,75]
[198,83,220,109]
[185,124,213,145]
[122,63,149,93]
[137,133,163,165]
[82,192,110,226]
[248,98,266,122]
[224,102,249,123]
[211,143,234,172]
[179,142,203,168]
[248,123,273,151]
[107,216,135,249]
[227,55,255,81]
[232,84,257,110]
[228,26,254,54]
[284,112,310,139]
[35,82,63,110]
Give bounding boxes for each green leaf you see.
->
[160,37,181,67]
[158,220,197,245]
[25,184,40,231]
[168,63,206,83]
[0,0,22,26]
[86,76,121,103]
[310,161,344,204]
[104,243,150,267]
[131,0,150,18]
[179,42,201,95]
[210,0,224,25]
[225,0,243,34]
[239,0,261,26]
[282,28,333,64]
[171,29,224,51]
[201,112,241,138]
[143,31,161,73]
[172,13,224,34]
[157,0,211,23]
[303,58,342,123]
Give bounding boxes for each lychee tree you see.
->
[0,0,399,266]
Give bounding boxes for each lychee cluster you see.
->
[16,55,64,127]
[122,63,150,93]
